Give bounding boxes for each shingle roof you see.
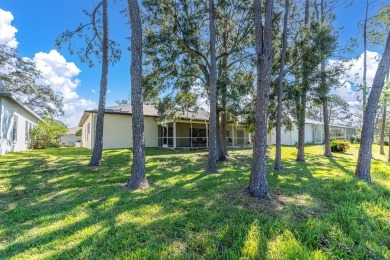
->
[80,104,210,126]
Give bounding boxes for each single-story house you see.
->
[59,126,82,146]
[267,118,357,146]
[0,91,43,155]
[78,104,252,150]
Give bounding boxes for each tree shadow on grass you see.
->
[1,147,389,259]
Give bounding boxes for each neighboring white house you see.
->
[0,91,43,155]
[267,118,357,146]
[78,104,252,150]
[59,126,82,146]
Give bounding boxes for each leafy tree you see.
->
[30,118,68,149]
[0,45,63,117]
[248,0,273,198]
[355,31,390,183]
[57,0,120,167]
[75,129,82,137]
[142,0,255,161]
[307,94,352,124]
[126,0,149,190]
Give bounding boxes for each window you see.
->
[25,120,29,142]
[87,123,90,141]
[12,115,18,142]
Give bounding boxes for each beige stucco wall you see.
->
[81,113,159,149]
[81,113,94,149]
[0,97,40,155]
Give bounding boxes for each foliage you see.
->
[55,2,121,67]
[0,145,389,258]
[75,129,82,136]
[0,45,64,117]
[367,4,390,47]
[307,94,352,124]
[29,118,68,149]
[142,0,255,118]
[350,135,361,144]
[330,139,351,153]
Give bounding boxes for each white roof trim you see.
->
[0,91,44,122]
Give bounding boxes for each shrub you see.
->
[30,118,68,149]
[349,135,361,144]
[384,140,389,146]
[330,139,350,153]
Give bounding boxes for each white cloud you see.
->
[92,89,96,94]
[33,50,96,126]
[329,51,380,104]
[0,9,18,48]
[328,51,380,127]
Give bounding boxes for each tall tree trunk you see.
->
[355,31,390,183]
[296,0,310,162]
[274,0,289,170]
[320,0,332,158]
[323,98,333,157]
[296,100,306,161]
[219,109,229,159]
[126,0,148,189]
[380,102,387,155]
[249,0,273,198]
[207,0,218,173]
[216,109,227,161]
[88,0,108,167]
[362,0,368,111]
[388,128,390,162]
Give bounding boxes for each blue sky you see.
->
[0,0,388,126]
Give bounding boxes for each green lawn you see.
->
[0,145,389,259]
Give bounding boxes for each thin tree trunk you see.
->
[388,128,390,162]
[319,0,332,158]
[249,0,273,198]
[219,109,229,159]
[207,0,218,173]
[126,0,148,189]
[362,0,368,110]
[380,103,387,155]
[216,109,227,161]
[296,101,306,161]
[274,0,289,170]
[296,0,310,162]
[323,99,333,157]
[88,0,108,167]
[355,31,390,183]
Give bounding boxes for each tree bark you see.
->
[323,98,333,157]
[388,128,390,162]
[207,0,218,173]
[126,0,148,189]
[355,31,390,183]
[220,110,228,155]
[274,0,289,170]
[296,0,310,162]
[380,103,387,155]
[249,0,273,198]
[362,0,368,110]
[88,0,108,167]
[216,109,227,161]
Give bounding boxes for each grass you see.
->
[0,144,389,259]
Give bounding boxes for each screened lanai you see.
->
[157,120,252,149]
